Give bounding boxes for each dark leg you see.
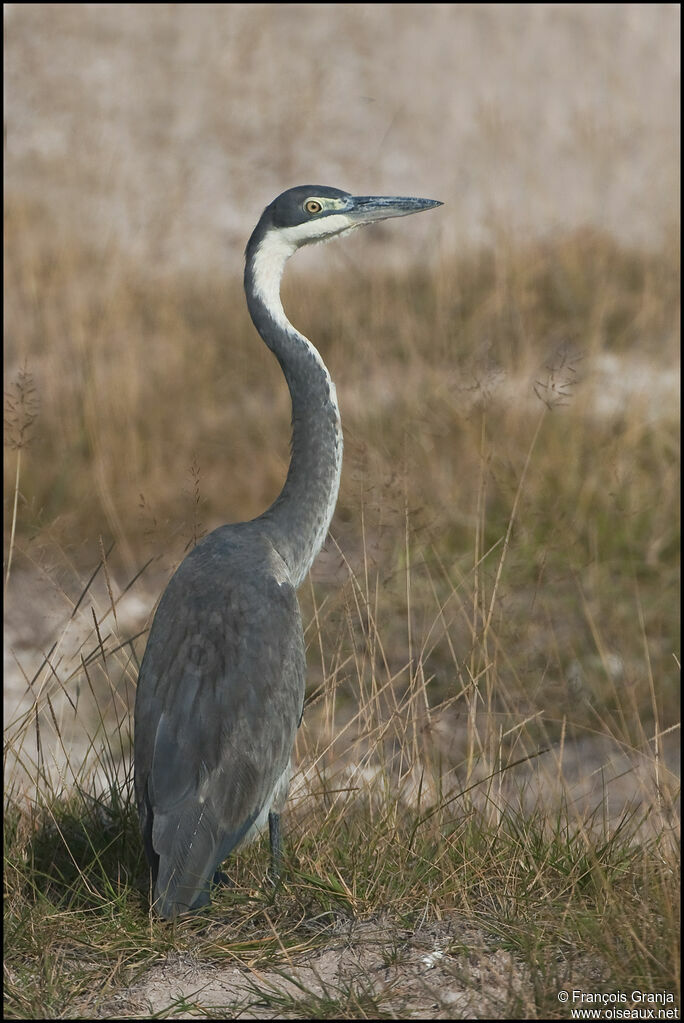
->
[268,811,282,883]
[211,869,233,889]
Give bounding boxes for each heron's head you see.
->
[245,186,442,329]
[251,185,442,253]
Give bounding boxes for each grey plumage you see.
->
[134,185,442,918]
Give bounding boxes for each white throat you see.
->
[250,217,358,333]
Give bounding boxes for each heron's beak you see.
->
[348,195,443,225]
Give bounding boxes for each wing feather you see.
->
[134,526,305,916]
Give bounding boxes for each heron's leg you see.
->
[211,869,233,889]
[191,888,212,911]
[268,811,282,882]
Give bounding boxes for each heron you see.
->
[134,185,442,918]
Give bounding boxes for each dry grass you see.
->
[3,186,680,1016]
[4,193,679,556]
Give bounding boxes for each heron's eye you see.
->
[304,199,322,215]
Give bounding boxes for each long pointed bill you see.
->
[348,195,443,225]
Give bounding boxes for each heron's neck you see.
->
[244,230,342,588]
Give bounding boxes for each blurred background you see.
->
[4,4,679,268]
[3,4,680,811]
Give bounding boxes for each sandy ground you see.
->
[94,916,531,1019]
